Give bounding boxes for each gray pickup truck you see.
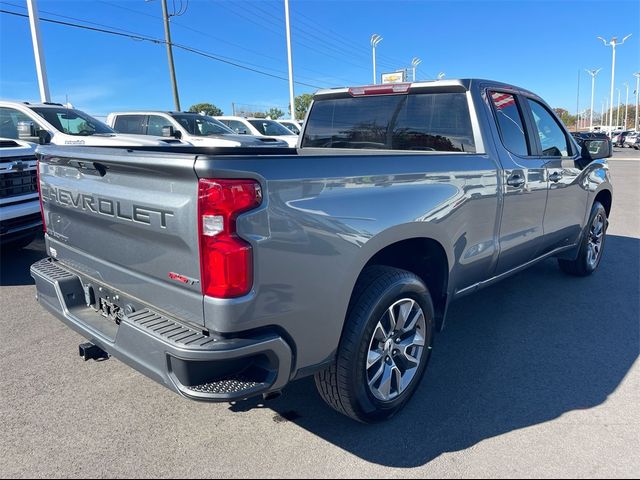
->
[31,79,612,423]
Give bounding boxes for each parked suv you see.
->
[107,111,289,148]
[0,138,41,249]
[215,116,299,147]
[0,101,186,146]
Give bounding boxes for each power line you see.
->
[244,0,405,70]
[214,0,375,73]
[0,8,324,89]
[95,0,353,85]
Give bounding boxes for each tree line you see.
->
[554,105,639,130]
[187,94,314,120]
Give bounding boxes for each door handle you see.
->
[549,171,563,183]
[506,173,525,188]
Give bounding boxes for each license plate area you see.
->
[98,296,124,324]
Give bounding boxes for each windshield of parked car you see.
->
[248,119,294,136]
[171,114,234,136]
[30,107,114,135]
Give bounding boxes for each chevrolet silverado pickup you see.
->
[31,79,612,423]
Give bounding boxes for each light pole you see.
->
[597,34,632,131]
[634,73,640,131]
[371,34,383,84]
[26,0,50,102]
[623,82,629,129]
[601,101,605,126]
[586,69,601,131]
[411,57,422,82]
[284,0,295,120]
[437,72,446,80]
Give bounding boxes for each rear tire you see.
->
[558,201,607,276]
[314,266,435,423]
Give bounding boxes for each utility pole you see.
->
[284,0,296,120]
[597,34,632,131]
[26,0,50,102]
[634,73,640,131]
[623,82,629,129]
[161,0,180,111]
[586,69,601,131]
[371,34,382,84]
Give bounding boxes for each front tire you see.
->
[558,201,607,276]
[314,266,435,423]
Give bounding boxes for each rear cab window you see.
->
[114,115,146,135]
[301,91,476,152]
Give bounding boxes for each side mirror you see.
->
[38,130,52,145]
[173,129,182,139]
[161,125,175,138]
[581,138,611,161]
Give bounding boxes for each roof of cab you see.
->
[313,79,539,100]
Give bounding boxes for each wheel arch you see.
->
[345,230,453,332]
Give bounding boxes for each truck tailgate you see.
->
[38,146,204,326]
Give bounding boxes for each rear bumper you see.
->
[30,257,293,402]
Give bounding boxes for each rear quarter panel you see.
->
[195,151,500,374]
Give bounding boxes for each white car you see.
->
[277,119,302,135]
[0,101,186,146]
[106,111,288,148]
[0,138,41,249]
[215,116,299,147]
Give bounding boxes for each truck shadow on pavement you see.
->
[0,236,46,286]
[240,234,639,467]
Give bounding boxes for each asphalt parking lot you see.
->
[1,149,638,478]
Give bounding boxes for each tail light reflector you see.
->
[198,179,262,298]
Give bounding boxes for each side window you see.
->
[490,92,529,157]
[526,99,570,157]
[0,107,40,142]
[147,115,173,136]
[113,115,146,135]
[225,120,248,134]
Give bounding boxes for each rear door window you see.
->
[302,92,476,152]
[114,115,146,135]
[489,92,530,157]
[222,119,249,134]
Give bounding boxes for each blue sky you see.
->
[1,0,639,118]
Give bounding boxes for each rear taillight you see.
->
[198,179,262,298]
[36,158,46,233]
